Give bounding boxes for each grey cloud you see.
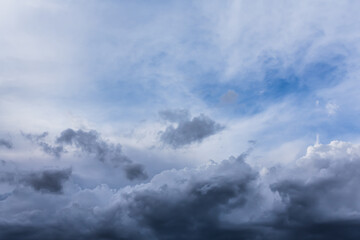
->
[116,141,360,240]
[67,152,264,240]
[159,112,224,148]
[0,152,261,240]
[22,168,71,194]
[22,132,64,158]
[0,168,71,194]
[1,142,360,239]
[56,129,109,161]
[20,128,147,181]
[0,172,16,184]
[38,142,64,158]
[124,163,148,180]
[57,128,147,180]
[270,150,360,226]
[0,138,12,149]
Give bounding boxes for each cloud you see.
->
[0,168,71,194]
[22,168,71,194]
[271,141,360,224]
[56,129,109,161]
[123,163,147,181]
[0,138,12,149]
[113,153,259,239]
[0,142,360,239]
[159,111,224,148]
[57,128,147,180]
[114,141,360,239]
[0,150,262,240]
[0,0,359,239]
[326,102,339,115]
[22,132,64,158]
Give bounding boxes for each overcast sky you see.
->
[1,1,360,239]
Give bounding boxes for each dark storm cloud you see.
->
[1,142,360,239]
[0,138,12,149]
[22,132,63,158]
[123,163,147,180]
[270,154,360,225]
[0,152,261,240]
[22,168,71,194]
[94,143,360,240]
[159,111,224,148]
[122,155,258,237]
[0,168,71,194]
[57,128,147,180]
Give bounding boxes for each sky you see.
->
[1,1,360,239]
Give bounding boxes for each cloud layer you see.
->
[1,141,360,239]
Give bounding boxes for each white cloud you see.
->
[326,102,339,115]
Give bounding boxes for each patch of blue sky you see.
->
[279,110,359,145]
[248,102,360,150]
[309,119,360,143]
[191,50,347,117]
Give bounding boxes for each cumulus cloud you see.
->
[57,128,147,181]
[0,138,12,149]
[114,154,259,238]
[0,150,261,240]
[159,110,224,148]
[104,141,360,239]
[272,141,360,222]
[0,141,359,239]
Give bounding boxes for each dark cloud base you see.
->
[1,136,360,240]
[1,220,360,240]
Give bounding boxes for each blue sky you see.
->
[1,1,360,239]
[1,0,360,180]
